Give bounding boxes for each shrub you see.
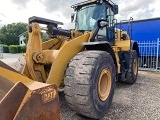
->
[17,45,21,53]
[9,45,26,53]
[21,46,26,53]
[9,45,18,54]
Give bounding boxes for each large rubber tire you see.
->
[124,50,138,84]
[64,51,116,119]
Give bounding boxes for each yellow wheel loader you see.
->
[0,0,139,119]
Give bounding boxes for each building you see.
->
[19,32,26,46]
[116,17,160,42]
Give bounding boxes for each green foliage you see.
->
[17,45,21,53]
[41,32,49,42]
[0,23,27,45]
[0,44,9,53]
[23,32,49,44]
[9,45,26,53]
[0,22,50,46]
[21,46,26,53]
[0,33,5,44]
[9,45,18,54]
[23,32,28,44]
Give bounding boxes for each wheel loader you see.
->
[0,0,139,119]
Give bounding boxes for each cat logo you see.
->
[41,89,56,103]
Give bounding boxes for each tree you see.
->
[24,31,49,44]
[0,23,27,45]
[41,32,49,41]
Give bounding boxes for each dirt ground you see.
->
[1,53,160,120]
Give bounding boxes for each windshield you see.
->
[75,3,106,31]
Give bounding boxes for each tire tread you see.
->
[64,51,115,119]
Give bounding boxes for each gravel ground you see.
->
[1,53,160,120]
[60,71,160,120]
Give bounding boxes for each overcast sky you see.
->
[0,0,159,28]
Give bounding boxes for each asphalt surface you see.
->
[0,53,23,68]
[0,53,160,120]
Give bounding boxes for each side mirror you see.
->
[98,20,108,28]
[71,13,76,22]
[113,5,118,15]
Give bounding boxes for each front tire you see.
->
[64,51,116,119]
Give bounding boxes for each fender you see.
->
[83,41,117,68]
[131,40,140,57]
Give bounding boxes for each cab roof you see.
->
[71,0,117,8]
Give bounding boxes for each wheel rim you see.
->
[98,68,112,101]
[133,59,138,75]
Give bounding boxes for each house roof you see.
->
[18,31,27,37]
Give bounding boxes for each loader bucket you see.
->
[0,61,61,120]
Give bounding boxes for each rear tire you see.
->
[124,50,138,84]
[64,51,116,119]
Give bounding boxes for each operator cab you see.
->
[72,0,118,44]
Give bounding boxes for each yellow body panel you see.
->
[112,29,131,73]
[72,0,97,8]
[115,29,131,51]
[112,47,121,73]
[115,40,130,51]
[46,33,90,87]
[42,38,62,50]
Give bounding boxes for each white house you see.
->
[19,32,26,46]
